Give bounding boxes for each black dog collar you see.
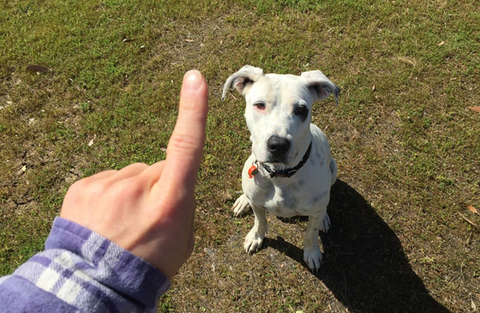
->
[261,141,312,178]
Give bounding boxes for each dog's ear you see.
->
[301,70,340,106]
[222,65,264,100]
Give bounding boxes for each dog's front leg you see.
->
[244,205,267,253]
[303,212,328,272]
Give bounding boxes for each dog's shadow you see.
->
[265,179,450,313]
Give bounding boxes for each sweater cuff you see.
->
[45,217,171,308]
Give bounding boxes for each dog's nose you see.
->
[267,136,291,157]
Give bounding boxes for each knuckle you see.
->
[112,177,146,199]
[124,162,148,172]
[64,180,84,202]
[71,177,89,190]
[88,181,111,200]
[167,135,200,155]
[67,178,92,198]
[65,178,108,204]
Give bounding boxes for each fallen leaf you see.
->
[468,205,478,215]
[372,84,376,91]
[26,65,51,73]
[122,38,134,42]
[88,139,94,147]
[468,106,480,113]
[437,41,445,46]
[185,39,194,42]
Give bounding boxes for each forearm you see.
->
[0,217,170,313]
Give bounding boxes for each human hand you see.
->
[60,70,208,279]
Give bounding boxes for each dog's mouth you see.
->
[262,146,297,166]
[258,154,292,167]
[263,158,288,165]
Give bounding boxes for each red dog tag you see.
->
[248,165,259,178]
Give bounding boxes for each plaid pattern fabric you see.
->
[0,217,170,313]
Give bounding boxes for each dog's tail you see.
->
[329,158,338,186]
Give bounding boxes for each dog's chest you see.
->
[262,183,320,217]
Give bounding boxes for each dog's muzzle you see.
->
[267,136,291,157]
[260,141,312,178]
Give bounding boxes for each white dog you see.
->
[222,65,339,271]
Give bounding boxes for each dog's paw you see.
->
[244,229,264,253]
[233,194,251,216]
[319,213,331,233]
[304,247,323,272]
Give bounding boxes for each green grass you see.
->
[1,0,479,311]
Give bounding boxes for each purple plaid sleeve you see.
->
[0,217,171,313]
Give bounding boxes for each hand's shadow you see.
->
[265,180,450,313]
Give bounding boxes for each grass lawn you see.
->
[1,0,479,311]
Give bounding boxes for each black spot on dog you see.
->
[284,196,298,209]
[320,190,328,199]
[309,196,319,206]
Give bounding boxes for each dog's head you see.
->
[222,65,339,166]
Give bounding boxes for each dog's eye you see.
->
[294,106,307,115]
[254,102,266,110]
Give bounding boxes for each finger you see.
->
[140,161,166,188]
[151,70,208,194]
[84,170,118,183]
[112,163,149,181]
